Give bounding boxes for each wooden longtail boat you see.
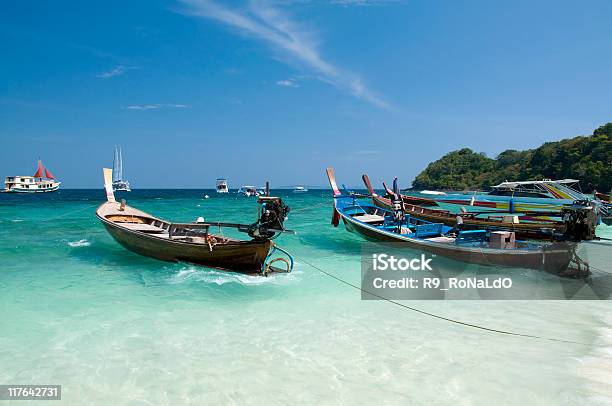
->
[362,174,567,240]
[432,180,606,219]
[327,168,588,278]
[97,169,294,275]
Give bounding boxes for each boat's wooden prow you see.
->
[326,168,341,196]
[103,168,116,203]
[362,174,378,197]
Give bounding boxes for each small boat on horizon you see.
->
[293,186,309,193]
[4,159,60,193]
[112,146,131,192]
[216,178,229,194]
[238,185,260,197]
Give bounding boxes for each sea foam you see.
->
[169,266,298,286]
[68,239,91,247]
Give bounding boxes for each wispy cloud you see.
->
[96,65,138,79]
[276,78,299,87]
[177,0,390,108]
[125,104,191,110]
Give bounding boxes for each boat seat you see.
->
[119,223,166,233]
[456,230,488,242]
[354,214,385,223]
[415,223,443,238]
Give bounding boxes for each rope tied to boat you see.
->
[278,246,589,346]
[261,244,294,276]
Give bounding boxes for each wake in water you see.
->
[168,265,301,286]
[68,239,91,247]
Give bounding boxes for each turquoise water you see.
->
[1,190,611,405]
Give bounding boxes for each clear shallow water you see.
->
[0,190,611,405]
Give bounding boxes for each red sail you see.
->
[44,167,55,180]
[33,160,43,178]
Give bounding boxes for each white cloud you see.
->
[125,104,191,110]
[96,65,138,79]
[177,0,390,108]
[276,78,299,87]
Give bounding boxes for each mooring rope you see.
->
[281,247,589,346]
[288,201,330,214]
[3,201,101,223]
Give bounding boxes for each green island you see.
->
[411,123,612,192]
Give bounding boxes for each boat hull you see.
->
[4,184,60,193]
[339,211,577,276]
[96,202,274,274]
[101,219,272,272]
[435,195,572,213]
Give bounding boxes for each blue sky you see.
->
[1,0,611,188]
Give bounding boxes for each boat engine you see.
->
[248,196,290,240]
[561,200,599,241]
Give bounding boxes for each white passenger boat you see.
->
[216,178,229,193]
[238,186,260,197]
[4,160,60,193]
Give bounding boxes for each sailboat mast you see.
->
[112,146,119,182]
[118,146,123,181]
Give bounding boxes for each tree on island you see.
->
[411,123,611,192]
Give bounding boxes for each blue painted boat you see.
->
[326,168,587,278]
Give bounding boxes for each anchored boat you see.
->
[237,186,260,197]
[361,174,597,241]
[216,178,229,193]
[434,179,593,214]
[112,146,131,192]
[4,159,60,193]
[327,168,589,278]
[97,169,294,275]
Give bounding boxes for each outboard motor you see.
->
[248,196,290,240]
[561,200,599,241]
